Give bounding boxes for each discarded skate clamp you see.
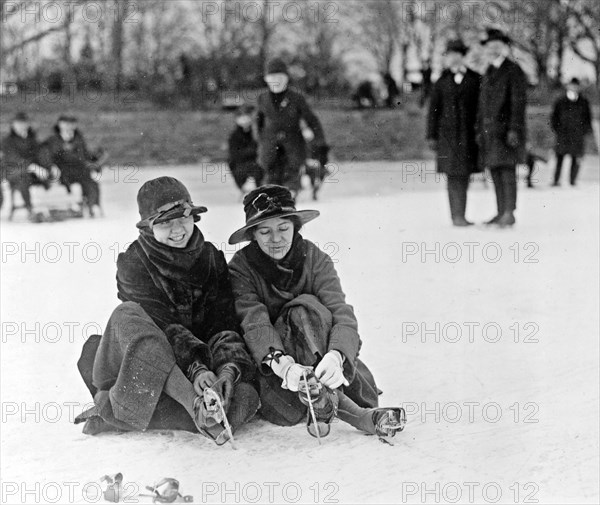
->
[143,478,193,503]
[99,473,123,503]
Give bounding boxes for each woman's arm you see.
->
[229,253,286,373]
[310,245,361,381]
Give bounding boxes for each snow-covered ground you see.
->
[1,157,599,504]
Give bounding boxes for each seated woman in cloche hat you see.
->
[227,184,406,441]
[75,176,259,446]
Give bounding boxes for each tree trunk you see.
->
[110,0,125,91]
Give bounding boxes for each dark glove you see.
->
[188,362,218,396]
[506,130,520,148]
[427,139,438,151]
[213,363,240,411]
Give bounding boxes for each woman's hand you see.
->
[213,363,240,411]
[193,369,218,396]
[315,351,349,389]
[269,354,312,392]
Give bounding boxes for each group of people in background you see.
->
[0,112,105,221]
[228,58,329,201]
[427,28,594,228]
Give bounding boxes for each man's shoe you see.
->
[452,217,474,227]
[496,212,516,227]
[485,215,501,225]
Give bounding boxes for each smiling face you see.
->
[253,217,294,260]
[152,215,195,248]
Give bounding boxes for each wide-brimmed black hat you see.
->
[136,176,207,229]
[228,185,319,244]
[265,57,288,76]
[481,28,511,45]
[445,39,469,55]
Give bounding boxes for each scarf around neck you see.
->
[245,232,307,293]
[137,226,206,287]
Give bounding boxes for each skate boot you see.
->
[373,407,406,443]
[297,371,338,438]
[193,394,229,446]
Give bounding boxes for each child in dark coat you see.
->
[75,177,259,446]
[228,105,264,192]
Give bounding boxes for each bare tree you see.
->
[565,0,600,82]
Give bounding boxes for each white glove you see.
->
[315,350,349,389]
[269,354,312,392]
[27,163,47,180]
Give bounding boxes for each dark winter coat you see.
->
[228,237,361,382]
[551,94,593,157]
[1,128,41,182]
[477,58,528,168]
[255,88,325,171]
[116,228,255,380]
[39,127,98,187]
[228,126,258,170]
[427,68,482,176]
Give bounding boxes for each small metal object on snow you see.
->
[142,478,194,503]
[99,473,123,503]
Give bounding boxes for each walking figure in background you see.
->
[228,105,264,194]
[382,72,400,108]
[0,112,51,220]
[524,145,547,189]
[255,58,327,197]
[420,60,432,108]
[477,28,527,228]
[39,115,106,217]
[427,39,481,227]
[551,78,593,187]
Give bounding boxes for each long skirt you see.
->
[257,294,380,426]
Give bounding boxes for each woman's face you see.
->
[152,215,195,248]
[253,217,294,260]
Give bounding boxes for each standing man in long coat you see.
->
[550,78,593,186]
[427,39,481,226]
[477,28,528,227]
[255,58,326,196]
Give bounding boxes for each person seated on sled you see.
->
[227,185,405,441]
[75,177,259,445]
[228,104,264,193]
[0,112,52,220]
[39,115,106,217]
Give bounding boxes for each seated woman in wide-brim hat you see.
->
[227,184,406,440]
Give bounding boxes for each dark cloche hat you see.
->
[481,28,511,45]
[228,185,319,245]
[568,77,581,86]
[265,57,289,76]
[136,176,207,229]
[445,39,469,55]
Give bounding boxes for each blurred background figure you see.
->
[550,78,593,187]
[477,28,527,228]
[228,105,263,195]
[382,72,400,108]
[420,60,432,108]
[0,112,50,220]
[255,58,327,197]
[39,115,106,218]
[524,144,548,189]
[427,39,481,226]
[352,80,378,109]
